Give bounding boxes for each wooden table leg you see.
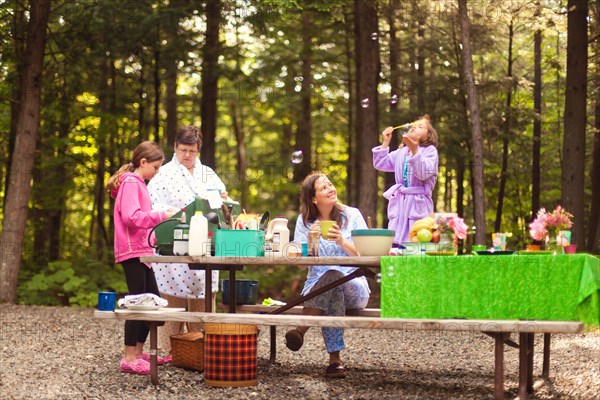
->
[205,266,213,312]
[229,267,236,313]
[542,333,551,379]
[269,325,277,364]
[149,322,159,385]
[518,333,529,399]
[527,333,534,393]
[494,333,505,400]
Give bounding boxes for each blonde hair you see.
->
[417,114,438,147]
[106,141,164,192]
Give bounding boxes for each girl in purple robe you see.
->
[372,115,439,245]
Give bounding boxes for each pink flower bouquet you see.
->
[448,217,468,239]
[529,206,573,241]
[435,215,468,239]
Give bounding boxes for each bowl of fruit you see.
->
[407,215,457,255]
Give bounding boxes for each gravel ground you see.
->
[1,304,599,399]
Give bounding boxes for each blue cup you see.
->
[98,291,117,311]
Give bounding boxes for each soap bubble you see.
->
[360,98,370,108]
[370,32,378,41]
[291,150,304,164]
[390,94,398,105]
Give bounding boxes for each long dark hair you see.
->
[300,171,347,229]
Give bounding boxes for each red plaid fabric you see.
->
[204,333,257,383]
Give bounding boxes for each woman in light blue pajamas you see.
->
[285,172,370,379]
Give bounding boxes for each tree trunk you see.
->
[562,0,588,246]
[153,47,161,143]
[0,0,51,303]
[385,0,402,228]
[164,0,184,148]
[294,9,313,183]
[165,61,178,147]
[532,4,542,220]
[33,69,72,264]
[4,4,27,207]
[354,0,379,220]
[588,0,600,253]
[451,20,471,220]
[458,0,487,244]
[230,100,249,208]
[415,1,426,114]
[200,0,222,169]
[137,61,147,140]
[344,11,357,205]
[456,159,465,217]
[589,100,599,253]
[494,20,514,232]
[90,58,113,260]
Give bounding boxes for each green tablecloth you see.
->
[380,254,600,326]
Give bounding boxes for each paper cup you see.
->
[492,233,507,250]
[320,220,335,239]
[559,230,571,246]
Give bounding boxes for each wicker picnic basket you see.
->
[170,328,205,371]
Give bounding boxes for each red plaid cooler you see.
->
[204,323,258,387]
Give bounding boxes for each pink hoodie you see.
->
[112,172,166,264]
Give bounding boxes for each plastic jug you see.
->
[173,211,190,255]
[265,217,289,253]
[188,211,209,256]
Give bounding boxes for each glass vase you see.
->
[545,232,563,255]
[439,232,456,254]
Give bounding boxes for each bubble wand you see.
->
[392,123,412,131]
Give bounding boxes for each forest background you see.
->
[0,0,598,307]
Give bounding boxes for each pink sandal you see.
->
[137,353,172,365]
[120,358,150,375]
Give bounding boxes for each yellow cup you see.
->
[320,220,335,239]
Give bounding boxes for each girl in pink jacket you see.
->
[372,115,439,245]
[107,141,176,375]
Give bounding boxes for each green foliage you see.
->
[17,259,127,307]
[2,0,598,308]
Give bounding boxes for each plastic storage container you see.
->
[220,279,259,305]
[215,230,265,257]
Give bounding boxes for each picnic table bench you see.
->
[95,308,583,399]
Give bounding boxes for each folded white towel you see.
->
[117,293,168,309]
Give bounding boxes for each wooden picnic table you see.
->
[122,253,594,399]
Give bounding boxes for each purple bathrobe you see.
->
[372,144,438,244]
